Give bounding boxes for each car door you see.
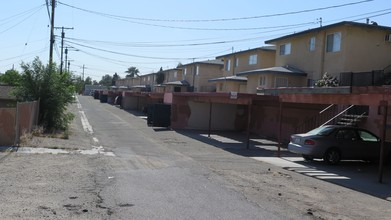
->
[334,128,360,159]
[356,129,380,160]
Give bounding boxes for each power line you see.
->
[45,0,51,20]
[0,6,44,34]
[65,39,206,60]
[0,4,45,23]
[58,0,373,23]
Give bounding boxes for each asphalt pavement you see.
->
[174,129,391,201]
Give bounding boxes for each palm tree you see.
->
[125,66,139,78]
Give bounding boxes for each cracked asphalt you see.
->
[0,95,390,219]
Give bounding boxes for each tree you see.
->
[85,76,92,85]
[72,75,84,94]
[315,72,339,87]
[0,69,21,86]
[13,57,75,132]
[99,74,113,87]
[125,66,139,78]
[156,67,165,84]
[112,72,120,86]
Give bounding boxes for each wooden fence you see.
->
[0,100,39,146]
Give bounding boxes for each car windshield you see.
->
[307,126,335,136]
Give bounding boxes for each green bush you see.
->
[13,57,75,132]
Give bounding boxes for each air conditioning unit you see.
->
[385,34,391,42]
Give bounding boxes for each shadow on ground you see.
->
[121,108,391,201]
[174,129,391,201]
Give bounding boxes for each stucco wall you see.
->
[187,101,237,130]
[215,81,247,93]
[246,74,307,94]
[195,65,222,92]
[219,49,276,76]
[273,24,391,82]
[170,96,247,131]
[122,96,139,110]
[251,103,328,143]
[343,26,391,72]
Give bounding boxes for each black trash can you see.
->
[147,104,171,127]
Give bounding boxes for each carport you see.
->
[278,86,391,183]
[170,92,280,148]
[170,87,390,182]
[122,91,164,112]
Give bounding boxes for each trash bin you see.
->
[147,104,171,127]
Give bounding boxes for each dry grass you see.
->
[19,126,69,147]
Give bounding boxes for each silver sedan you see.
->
[288,125,391,165]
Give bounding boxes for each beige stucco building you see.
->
[265,21,391,86]
[210,46,276,93]
[179,60,223,92]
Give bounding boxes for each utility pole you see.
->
[55,26,73,74]
[82,65,86,81]
[64,47,78,74]
[67,60,74,73]
[65,48,68,72]
[232,47,235,76]
[318,17,323,27]
[49,0,56,65]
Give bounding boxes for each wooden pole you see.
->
[49,0,55,65]
[208,101,212,138]
[378,101,388,183]
[246,101,252,149]
[277,99,283,157]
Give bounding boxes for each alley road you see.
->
[76,95,391,219]
[3,95,389,219]
[77,95,286,219]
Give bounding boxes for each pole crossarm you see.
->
[54,27,74,74]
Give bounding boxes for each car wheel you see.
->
[302,155,313,161]
[323,149,341,165]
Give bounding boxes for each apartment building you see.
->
[179,60,223,92]
[264,21,391,86]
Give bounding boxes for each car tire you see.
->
[302,155,313,161]
[323,148,341,165]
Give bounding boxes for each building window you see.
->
[235,58,239,67]
[275,77,288,87]
[259,75,267,87]
[249,54,257,65]
[174,71,177,79]
[196,66,200,75]
[147,76,150,81]
[326,32,341,52]
[309,37,316,51]
[226,59,231,71]
[279,43,291,55]
[184,68,187,75]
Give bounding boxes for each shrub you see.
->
[315,72,339,87]
[13,57,75,132]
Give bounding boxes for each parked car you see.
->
[288,125,391,165]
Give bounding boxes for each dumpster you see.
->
[147,104,171,127]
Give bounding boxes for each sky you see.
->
[0,0,390,82]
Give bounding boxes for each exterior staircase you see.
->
[336,113,367,126]
[295,104,368,133]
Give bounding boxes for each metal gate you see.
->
[147,104,171,127]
